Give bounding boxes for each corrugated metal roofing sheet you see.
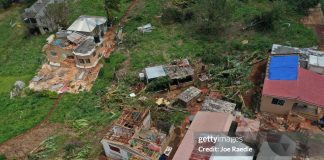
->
[309,55,324,67]
[67,15,107,33]
[145,65,166,80]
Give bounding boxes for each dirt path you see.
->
[302,5,324,51]
[0,94,63,159]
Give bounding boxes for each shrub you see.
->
[198,47,224,65]
[285,0,320,15]
[250,10,278,32]
[189,0,232,36]
[161,7,183,24]
[0,155,6,160]
[0,0,12,9]
[146,77,170,92]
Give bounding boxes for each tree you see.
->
[104,0,120,26]
[189,0,232,36]
[0,0,12,9]
[285,0,320,15]
[44,2,70,29]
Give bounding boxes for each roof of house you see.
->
[201,97,236,113]
[67,15,107,33]
[263,67,324,107]
[173,112,234,160]
[67,32,87,44]
[268,55,299,80]
[177,87,201,103]
[73,38,96,55]
[22,0,60,19]
[271,44,301,55]
[309,55,324,67]
[145,65,166,80]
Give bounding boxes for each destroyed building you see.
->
[101,109,172,160]
[29,15,108,93]
[201,96,236,113]
[44,15,107,68]
[22,0,64,34]
[261,48,324,121]
[143,59,194,89]
[177,86,201,107]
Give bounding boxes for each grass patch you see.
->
[0,93,54,144]
[0,0,130,144]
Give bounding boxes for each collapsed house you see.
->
[22,0,64,34]
[143,59,194,90]
[261,45,324,121]
[101,109,172,160]
[177,86,201,107]
[29,15,109,93]
[44,15,107,68]
[201,96,236,113]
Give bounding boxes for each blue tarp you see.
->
[268,55,299,80]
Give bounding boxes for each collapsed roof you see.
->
[177,86,201,103]
[102,109,166,159]
[201,96,236,113]
[73,38,96,56]
[144,59,194,81]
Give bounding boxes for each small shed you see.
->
[177,87,201,107]
[144,65,167,83]
[308,55,324,75]
[201,97,236,113]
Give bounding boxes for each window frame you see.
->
[271,98,285,106]
[109,145,121,153]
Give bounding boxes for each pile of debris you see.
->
[201,96,236,113]
[236,115,260,144]
[29,63,102,93]
[257,113,304,132]
[10,81,25,98]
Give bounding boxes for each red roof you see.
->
[263,68,324,107]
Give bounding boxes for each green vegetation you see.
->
[0,93,54,143]
[0,0,322,158]
[0,0,129,145]
[146,77,170,92]
[0,154,6,160]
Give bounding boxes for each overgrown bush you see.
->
[251,10,278,31]
[146,77,170,92]
[161,7,183,24]
[0,0,12,9]
[0,155,6,160]
[189,0,232,36]
[172,0,195,8]
[125,32,143,48]
[285,0,320,15]
[198,47,224,65]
